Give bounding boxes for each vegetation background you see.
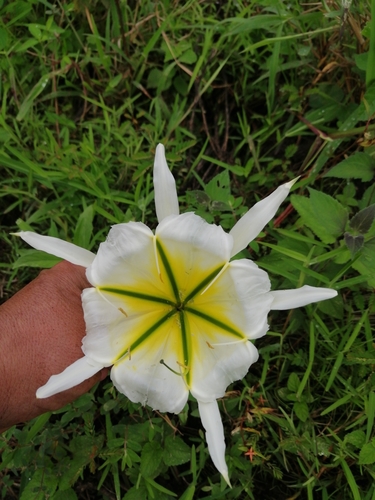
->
[1,0,375,498]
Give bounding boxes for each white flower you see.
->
[16,144,337,485]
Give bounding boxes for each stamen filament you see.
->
[199,262,229,296]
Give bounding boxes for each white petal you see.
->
[270,285,338,310]
[195,259,272,340]
[153,143,179,223]
[189,331,259,402]
[198,400,230,486]
[110,313,188,413]
[36,356,105,398]
[15,231,95,267]
[86,222,164,295]
[229,179,297,257]
[156,212,233,299]
[82,288,171,365]
[181,259,271,401]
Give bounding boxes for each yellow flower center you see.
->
[98,236,246,388]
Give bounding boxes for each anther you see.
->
[118,307,128,317]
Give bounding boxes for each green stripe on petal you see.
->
[183,264,225,304]
[156,239,180,302]
[185,306,245,339]
[179,311,191,386]
[115,309,177,362]
[99,286,175,306]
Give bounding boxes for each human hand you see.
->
[0,261,108,432]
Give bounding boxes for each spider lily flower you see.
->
[15,144,337,485]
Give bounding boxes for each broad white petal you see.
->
[156,212,233,299]
[153,143,179,223]
[198,400,230,486]
[82,288,171,364]
[189,330,259,402]
[182,259,271,401]
[110,313,188,413]
[229,179,297,257]
[15,231,95,267]
[270,285,338,310]
[36,356,105,398]
[195,259,272,340]
[86,222,165,296]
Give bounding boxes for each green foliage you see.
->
[1,0,375,498]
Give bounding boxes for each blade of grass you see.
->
[296,320,315,399]
[366,0,375,87]
[340,459,361,500]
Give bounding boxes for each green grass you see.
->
[1,0,375,498]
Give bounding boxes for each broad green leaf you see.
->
[352,238,375,286]
[349,204,375,234]
[294,402,309,423]
[344,233,364,256]
[359,441,375,465]
[287,372,300,393]
[355,52,368,71]
[52,489,78,500]
[69,435,104,458]
[140,442,164,478]
[162,39,191,62]
[205,171,231,202]
[179,49,197,64]
[13,249,61,269]
[122,484,148,500]
[28,23,42,39]
[344,430,366,448]
[325,152,375,182]
[163,435,191,466]
[291,188,348,243]
[20,469,58,500]
[361,183,375,208]
[317,294,344,319]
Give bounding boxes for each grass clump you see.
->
[1,1,375,499]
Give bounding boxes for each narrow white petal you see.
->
[14,231,95,267]
[198,400,230,486]
[229,179,297,257]
[36,356,105,398]
[153,143,179,222]
[270,285,338,310]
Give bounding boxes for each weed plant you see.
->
[1,1,375,499]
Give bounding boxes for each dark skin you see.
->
[0,261,108,433]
